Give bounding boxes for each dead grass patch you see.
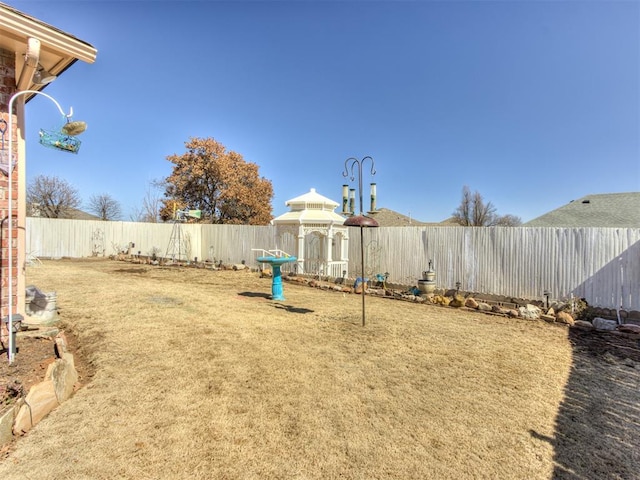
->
[0,258,636,479]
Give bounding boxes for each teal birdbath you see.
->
[257,256,297,300]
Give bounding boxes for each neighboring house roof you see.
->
[65,207,102,221]
[524,192,640,228]
[28,204,101,220]
[366,208,428,227]
[366,208,457,227]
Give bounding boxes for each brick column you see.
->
[0,48,17,344]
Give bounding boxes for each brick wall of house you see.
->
[0,48,17,326]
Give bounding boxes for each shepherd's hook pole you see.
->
[343,156,376,327]
[359,226,365,326]
[343,156,375,216]
[5,90,74,364]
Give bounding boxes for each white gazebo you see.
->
[272,188,349,278]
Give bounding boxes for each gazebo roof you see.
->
[272,188,347,225]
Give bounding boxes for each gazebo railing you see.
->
[251,248,292,258]
[303,259,348,279]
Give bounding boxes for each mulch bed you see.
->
[568,327,640,363]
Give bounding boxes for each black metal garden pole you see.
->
[343,156,379,327]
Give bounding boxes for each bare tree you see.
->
[452,186,496,226]
[493,214,522,227]
[452,186,520,226]
[130,180,164,222]
[88,193,122,221]
[27,174,81,218]
[471,189,496,226]
[457,185,473,225]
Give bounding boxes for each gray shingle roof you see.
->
[27,204,102,220]
[524,192,640,227]
[365,208,456,227]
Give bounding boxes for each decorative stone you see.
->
[618,324,640,334]
[54,332,68,357]
[0,405,17,446]
[556,311,575,326]
[549,301,566,312]
[519,304,542,320]
[592,317,618,331]
[491,305,504,314]
[354,282,368,294]
[546,307,555,316]
[477,303,492,312]
[464,297,479,309]
[574,320,594,329]
[13,380,60,435]
[45,352,78,403]
[507,309,519,318]
[431,295,446,305]
[540,314,556,323]
[450,295,464,308]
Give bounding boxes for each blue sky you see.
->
[10,0,640,223]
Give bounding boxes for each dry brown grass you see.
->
[0,258,637,479]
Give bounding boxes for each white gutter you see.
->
[15,36,39,89]
[0,6,97,64]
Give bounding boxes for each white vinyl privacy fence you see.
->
[26,218,639,311]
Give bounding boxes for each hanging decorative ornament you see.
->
[39,129,82,154]
[38,117,87,154]
[0,117,16,175]
[61,120,87,136]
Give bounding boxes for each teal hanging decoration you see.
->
[38,128,81,154]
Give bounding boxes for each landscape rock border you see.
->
[0,331,78,447]
[283,273,640,337]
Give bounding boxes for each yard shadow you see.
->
[113,267,148,275]
[533,328,640,479]
[238,291,271,299]
[236,292,313,313]
[273,303,314,314]
[571,238,639,310]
